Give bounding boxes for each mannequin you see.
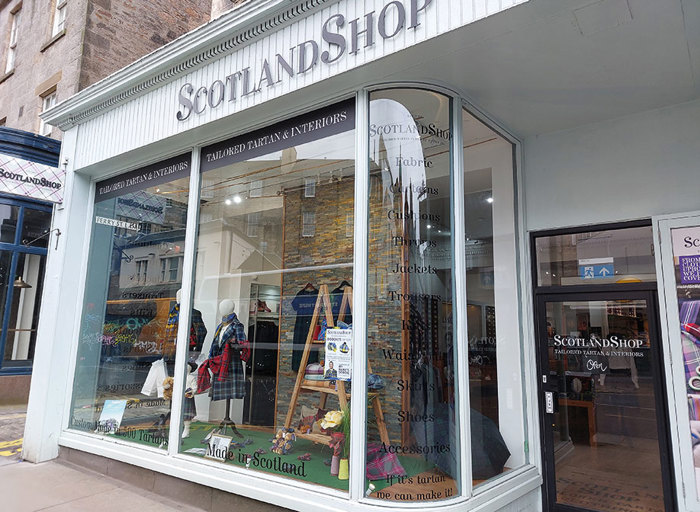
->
[164,289,208,438]
[198,299,247,437]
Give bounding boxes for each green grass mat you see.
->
[113,422,436,493]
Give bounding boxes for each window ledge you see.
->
[0,69,14,85]
[40,29,66,53]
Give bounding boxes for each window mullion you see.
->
[349,89,369,502]
[167,147,201,455]
[452,99,473,498]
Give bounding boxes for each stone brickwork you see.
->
[0,0,89,137]
[79,0,214,90]
[276,178,354,428]
[0,0,213,140]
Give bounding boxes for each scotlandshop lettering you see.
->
[552,334,644,349]
[176,0,434,121]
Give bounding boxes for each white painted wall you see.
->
[68,0,526,170]
[523,98,700,231]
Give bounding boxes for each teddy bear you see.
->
[281,430,296,454]
[270,429,286,454]
[161,376,175,401]
[271,428,296,455]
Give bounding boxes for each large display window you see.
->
[178,100,357,491]
[66,89,528,507]
[69,154,191,443]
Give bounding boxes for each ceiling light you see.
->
[225,199,232,206]
[486,197,494,204]
[233,195,242,204]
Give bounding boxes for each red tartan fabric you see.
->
[685,323,700,339]
[196,343,232,392]
[365,443,406,480]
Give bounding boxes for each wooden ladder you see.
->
[283,285,390,445]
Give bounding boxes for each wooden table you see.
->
[559,398,597,446]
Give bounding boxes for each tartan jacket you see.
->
[164,304,208,351]
[204,313,246,400]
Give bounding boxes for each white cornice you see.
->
[42,0,332,131]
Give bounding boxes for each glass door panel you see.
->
[3,252,46,364]
[544,298,666,512]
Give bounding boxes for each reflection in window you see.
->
[536,226,655,286]
[4,253,46,364]
[462,107,523,486]
[179,101,356,492]
[69,155,191,445]
[366,89,459,502]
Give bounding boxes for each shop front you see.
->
[0,127,61,404]
[28,0,700,511]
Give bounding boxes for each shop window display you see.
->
[65,92,527,502]
[69,154,191,445]
[365,89,460,502]
[178,100,358,491]
[461,108,520,486]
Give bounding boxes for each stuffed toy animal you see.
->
[270,429,286,454]
[271,428,296,455]
[281,430,296,454]
[162,377,174,401]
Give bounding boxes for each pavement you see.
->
[0,404,203,511]
[0,459,204,511]
[0,404,26,467]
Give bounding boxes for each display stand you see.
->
[283,285,390,445]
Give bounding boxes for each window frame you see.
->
[51,0,67,38]
[5,7,20,75]
[59,85,537,511]
[0,197,53,376]
[39,91,57,136]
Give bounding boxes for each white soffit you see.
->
[48,0,700,169]
[43,0,528,169]
[379,0,699,136]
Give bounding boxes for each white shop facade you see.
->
[27,0,700,511]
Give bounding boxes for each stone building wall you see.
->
[0,0,89,137]
[0,0,213,139]
[275,178,354,429]
[78,0,213,89]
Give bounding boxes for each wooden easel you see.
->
[283,284,390,445]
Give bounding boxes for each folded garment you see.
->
[305,363,324,375]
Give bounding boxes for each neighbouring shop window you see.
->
[0,202,51,370]
[178,100,356,491]
[462,108,522,485]
[536,226,655,286]
[69,154,191,445]
[671,225,700,500]
[366,89,460,502]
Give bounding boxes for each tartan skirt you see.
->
[183,397,196,420]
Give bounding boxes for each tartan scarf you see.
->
[213,312,240,346]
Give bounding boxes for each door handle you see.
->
[545,391,555,414]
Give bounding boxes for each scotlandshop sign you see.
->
[0,154,65,203]
[176,0,433,121]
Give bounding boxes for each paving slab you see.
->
[0,460,205,511]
